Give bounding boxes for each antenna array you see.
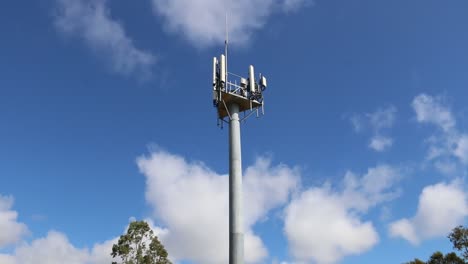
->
[212,53,268,126]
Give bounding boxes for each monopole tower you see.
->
[212,36,268,264]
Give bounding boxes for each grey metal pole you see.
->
[229,103,243,264]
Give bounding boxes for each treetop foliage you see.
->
[111,220,172,264]
[405,226,467,264]
[449,226,468,261]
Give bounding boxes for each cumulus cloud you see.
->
[412,94,455,132]
[54,0,156,77]
[88,238,118,264]
[285,188,378,264]
[389,181,468,244]
[13,231,89,264]
[0,195,28,248]
[0,194,116,264]
[137,149,299,264]
[2,149,299,264]
[350,106,397,152]
[284,165,401,264]
[411,94,468,172]
[151,0,310,47]
[341,165,402,211]
[2,230,117,264]
[0,254,15,264]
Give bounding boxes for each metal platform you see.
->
[216,91,262,119]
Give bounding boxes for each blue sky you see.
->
[1,0,468,263]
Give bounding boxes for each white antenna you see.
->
[224,6,228,85]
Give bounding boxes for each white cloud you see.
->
[350,106,397,152]
[368,106,397,131]
[454,134,468,164]
[88,238,118,264]
[54,0,156,77]
[1,150,405,264]
[389,181,468,244]
[13,231,89,264]
[243,157,300,227]
[0,195,28,248]
[151,0,310,47]
[285,188,378,264]
[137,150,299,264]
[411,94,468,172]
[284,165,401,264]
[0,254,15,264]
[412,94,455,132]
[369,136,393,152]
[341,165,402,212]
[0,195,116,264]
[1,149,299,264]
[2,230,116,264]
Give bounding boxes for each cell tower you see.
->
[212,25,268,264]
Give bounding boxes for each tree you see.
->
[405,226,467,264]
[111,220,172,264]
[449,226,468,261]
[427,251,464,264]
[427,252,445,264]
[406,252,465,264]
[443,252,466,264]
[405,258,426,264]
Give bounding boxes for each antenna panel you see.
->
[213,57,218,88]
[249,65,255,93]
[220,54,226,84]
[240,78,247,88]
[260,76,267,88]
